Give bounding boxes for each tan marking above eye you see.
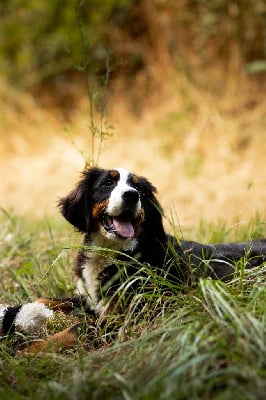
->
[109,170,119,179]
[131,175,139,184]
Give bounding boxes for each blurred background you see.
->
[0,0,265,229]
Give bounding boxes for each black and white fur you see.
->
[3,166,266,352]
[0,303,53,336]
[58,166,266,317]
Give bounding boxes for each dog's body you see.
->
[58,167,265,317]
[5,167,266,353]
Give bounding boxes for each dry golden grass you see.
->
[0,74,265,232]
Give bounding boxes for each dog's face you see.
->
[90,168,144,241]
[59,167,159,243]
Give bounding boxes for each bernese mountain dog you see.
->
[2,167,266,353]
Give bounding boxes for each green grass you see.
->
[0,210,265,400]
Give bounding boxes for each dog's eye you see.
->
[105,178,114,186]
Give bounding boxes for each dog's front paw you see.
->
[20,324,81,356]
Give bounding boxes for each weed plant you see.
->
[0,210,265,400]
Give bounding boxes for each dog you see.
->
[4,167,266,353]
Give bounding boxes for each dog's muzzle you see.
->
[102,189,143,239]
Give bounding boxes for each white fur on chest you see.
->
[75,232,138,315]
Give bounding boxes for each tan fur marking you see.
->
[92,199,109,219]
[21,325,79,355]
[110,170,119,178]
[134,208,145,235]
[36,298,75,313]
[131,175,139,184]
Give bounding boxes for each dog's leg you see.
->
[214,240,266,267]
[175,239,266,281]
[36,297,89,314]
[20,323,82,355]
[18,298,95,355]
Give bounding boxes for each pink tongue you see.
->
[113,218,135,238]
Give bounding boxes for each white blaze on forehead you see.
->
[115,168,131,184]
[106,168,140,216]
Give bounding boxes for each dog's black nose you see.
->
[122,190,139,206]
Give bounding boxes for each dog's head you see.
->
[58,167,161,242]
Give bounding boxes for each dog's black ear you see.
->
[137,175,165,236]
[137,176,163,214]
[58,167,102,232]
[136,175,166,264]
